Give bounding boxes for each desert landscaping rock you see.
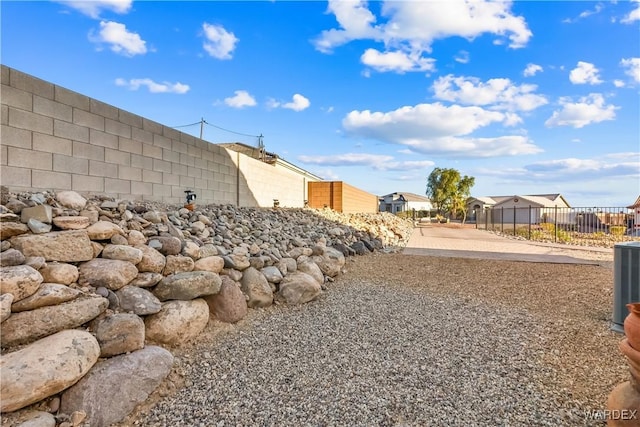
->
[220,267,243,282]
[312,245,346,277]
[51,215,90,230]
[0,248,26,266]
[21,205,53,224]
[193,255,224,273]
[135,245,166,273]
[261,265,284,284]
[126,230,147,246]
[180,242,199,261]
[78,259,138,290]
[125,253,621,427]
[10,283,82,312]
[56,191,87,210]
[153,271,221,301]
[27,218,52,234]
[10,230,94,262]
[0,188,431,424]
[94,313,145,357]
[223,253,251,271]
[0,220,29,240]
[296,256,324,285]
[38,262,79,285]
[1,296,108,347]
[116,285,162,315]
[100,244,143,264]
[204,276,248,323]
[0,330,100,412]
[277,271,323,304]
[144,299,210,345]
[13,411,57,427]
[85,221,123,241]
[241,266,273,308]
[129,272,163,288]
[59,346,173,427]
[0,264,43,302]
[147,236,182,256]
[279,257,297,274]
[162,254,195,275]
[350,240,370,255]
[142,211,163,224]
[1,293,14,322]
[23,256,46,271]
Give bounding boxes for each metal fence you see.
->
[473,206,639,244]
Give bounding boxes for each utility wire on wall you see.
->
[171,118,262,143]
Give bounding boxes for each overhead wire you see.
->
[171,121,201,129]
[204,120,261,138]
[171,119,262,141]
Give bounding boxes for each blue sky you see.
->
[2,0,639,207]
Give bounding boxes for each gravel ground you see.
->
[117,250,627,427]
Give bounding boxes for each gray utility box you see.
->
[612,241,640,333]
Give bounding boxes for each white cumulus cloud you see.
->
[202,23,238,60]
[282,94,311,111]
[569,61,603,85]
[342,103,541,157]
[455,50,470,64]
[523,63,543,77]
[312,0,531,74]
[523,155,640,180]
[562,3,604,23]
[90,21,147,56]
[432,75,548,112]
[361,49,435,73]
[545,93,618,128]
[115,78,189,94]
[297,153,434,171]
[224,90,257,108]
[57,0,132,18]
[621,57,640,83]
[622,0,640,23]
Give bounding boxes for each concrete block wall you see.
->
[308,181,378,214]
[340,182,379,214]
[231,153,319,208]
[308,181,335,210]
[0,66,314,207]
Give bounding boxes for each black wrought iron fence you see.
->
[474,206,639,244]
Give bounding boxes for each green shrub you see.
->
[557,230,572,243]
[540,222,555,233]
[530,230,546,241]
[610,226,626,236]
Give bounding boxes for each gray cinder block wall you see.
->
[0,65,319,207]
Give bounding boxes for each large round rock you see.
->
[144,299,210,345]
[0,330,100,412]
[60,346,173,427]
[153,271,221,302]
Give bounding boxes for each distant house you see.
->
[467,193,571,224]
[628,195,640,231]
[379,192,432,214]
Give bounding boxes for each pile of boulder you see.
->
[0,187,413,427]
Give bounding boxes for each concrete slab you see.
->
[403,224,611,265]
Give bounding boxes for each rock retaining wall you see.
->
[0,188,413,427]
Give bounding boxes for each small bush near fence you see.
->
[610,226,626,236]
[540,223,555,233]
[480,206,638,247]
[395,210,435,220]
